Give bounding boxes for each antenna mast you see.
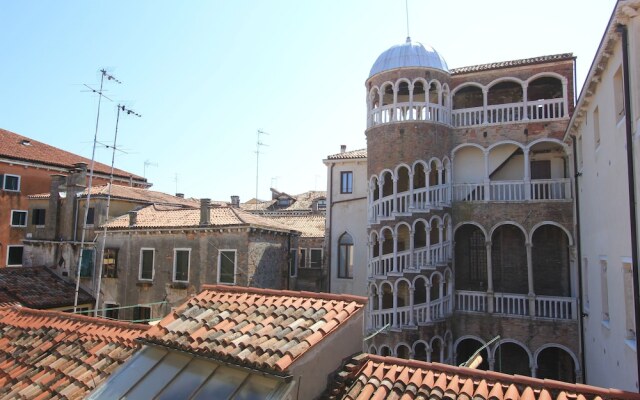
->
[94,105,141,316]
[255,129,269,209]
[405,0,411,39]
[74,69,120,313]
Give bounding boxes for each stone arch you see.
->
[452,142,486,155]
[534,344,578,382]
[455,336,489,370]
[368,344,378,355]
[379,345,392,357]
[369,86,381,109]
[395,342,411,359]
[455,223,488,292]
[525,137,567,152]
[492,339,533,376]
[451,81,485,96]
[412,275,429,305]
[427,80,442,105]
[412,78,429,103]
[380,281,394,310]
[530,221,573,246]
[531,223,571,297]
[454,221,488,239]
[413,161,427,191]
[370,175,380,201]
[369,283,379,311]
[491,222,528,294]
[380,170,394,198]
[489,221,528,239]
[487,139,526,152]
[430,271,444,301]
[412,340,429,362]
[380,226,394,256]
[430,335,444,363]
[394,278,412,309]
[526,71,568,86]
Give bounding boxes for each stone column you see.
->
[408,83,414,121]
[482,88,488,124]
[486,240,494,313]
[392,287,398,328]
[378,179,384,218]
[392,232,398,274]
[426,283,432,322]
[527,242,536,317]
[409,231,415,270]
[483,149,491,201]
[378,237,385,275]
[437,167,444,205]
[522,83,529,120]
[409,287,415,326]
[409,171,415,209]
[426,226,432,266]
[562,81,569,117]
[425,168,431,207]
[392,176,398,216]
[524,147,531,200]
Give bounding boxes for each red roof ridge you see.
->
[1,305,151,332]
[200,284,367,304]
[361,354,640,399]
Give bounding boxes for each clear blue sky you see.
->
[1,1,614,202]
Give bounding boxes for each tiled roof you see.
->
[450,53,574,75]
[142,285,367,374]
[103,204,297,233]
[0,306,149,399]
[0,266,94,309]
[0,128,147,183]
[29,183,199,207]
[324,354,640,400]
[326,149,367,160]
[287,190,326,211]
[240,190,327,212]
[239,198,277,211]
[262,214,326,238]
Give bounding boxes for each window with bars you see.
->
[102,249,118,278]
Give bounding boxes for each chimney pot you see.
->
[200,198,211,225]
[175,193,184,198]
[128,211,137,226]
[340,145,346,153]
[230,195,240,208]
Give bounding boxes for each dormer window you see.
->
[316,199,327,210]
[278,198,291,207]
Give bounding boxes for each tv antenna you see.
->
[405,0,411,40]
[255,129,269,209]
[74,69,121,313]
[144,159,158,178]
[173,173,179,194]
[94,104,141,316]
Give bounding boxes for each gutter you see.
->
[617,23,640,391]
[570,134,587,383]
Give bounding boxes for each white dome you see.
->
[369,37,449,78]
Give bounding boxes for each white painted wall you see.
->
[572,6,640,390]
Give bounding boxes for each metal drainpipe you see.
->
[327,163,334,293]
[571,134,587,383]
[617,23,640,391]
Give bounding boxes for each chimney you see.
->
[200,198,211,225]
[230,195,240,208]
[340,145,346,153]
[128,211,137,226]
[175,193,184,198]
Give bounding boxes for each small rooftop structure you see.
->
[369,37,449,78]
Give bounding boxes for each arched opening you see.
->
[494,342,531,376]
[397,81,410,103]
[381,282,393,309]
[414,221,427,249]
[370,285,379,311]
[372,177,379,201]
[397,166,410,194]
[397,280,410,308]
[413,81,426,102]
[371,232,380,258]
[430,274,441,301]
[455,224,487,291]
[413,341,428,362]
[532,225,570,297]
[537,347,576,382]
[338,232,354,279]
[396,225,410,252]
[452,146,484,201]
[455,338,489,370]
[430,219,440,246]
[381,229,393,256]
[369,345,377,355]
[431,338,443,363]
[453,85,483,109]
[381,171,393,198]
[428,82,439,105]
[414,163,426,190]
[488,143,524,200]
[429,161,439,186]
[370,89,380,110]
[487,81,524,123]
[414,277,427,305]
[528,76,564,119]
[492,225,527,294]
[380,345,392,357]
[396,344,410,359]
[528,141,569,199]
[381,83,394,106]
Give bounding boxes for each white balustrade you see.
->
[451,106,483,127]
[455,291,487,312]
[413,247,429,268]
[493,293,529,316]
[453,183,484,201]
[370,102,450,127]
[530,178,571,200]
[413,302,430,325]
[397,305,412,326]
[430,296,448,320]
[490,180,525,201]
[528,98,565,120]
[487,102,524,124]
[430,242,444,265]
[396,192,411,214]
[535,295,576,320]
[378,195,394,218]
[395,249,411,274]
[413,187,429,210]
[369,308,394,329]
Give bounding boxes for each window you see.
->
[173,249,190,282]
[277,198,290,207]
[218,250,236,284]
[6,246,23,266]
[102,248,118,278]
[338,233,354,278]
[2,174,20,191]
[10,210,27,227]
[316,199,326,210]
[310,248,322,268]
[289,249,297,277]
[139,248,155,280]
[132,306,151,323]
[86,207,95,225]
[104,303,119,320]
[32,208,46,226]
[80,249,94,277]
[600,258,610,325]
[614,66,625,121]
[299,249,307,268]
[593,107,600,148]
[341,171,353,194]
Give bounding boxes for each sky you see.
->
[1,1,615,202]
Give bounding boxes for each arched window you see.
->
[338,233,354,278]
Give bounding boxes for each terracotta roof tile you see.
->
[0,306,148,399]
[326,149,368,160]
[0,267,93,309]
[324,355,640,400]
[103,204,297,233]
[0,128,146,183]
[450,53,574,75]
[142,285,366,373]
